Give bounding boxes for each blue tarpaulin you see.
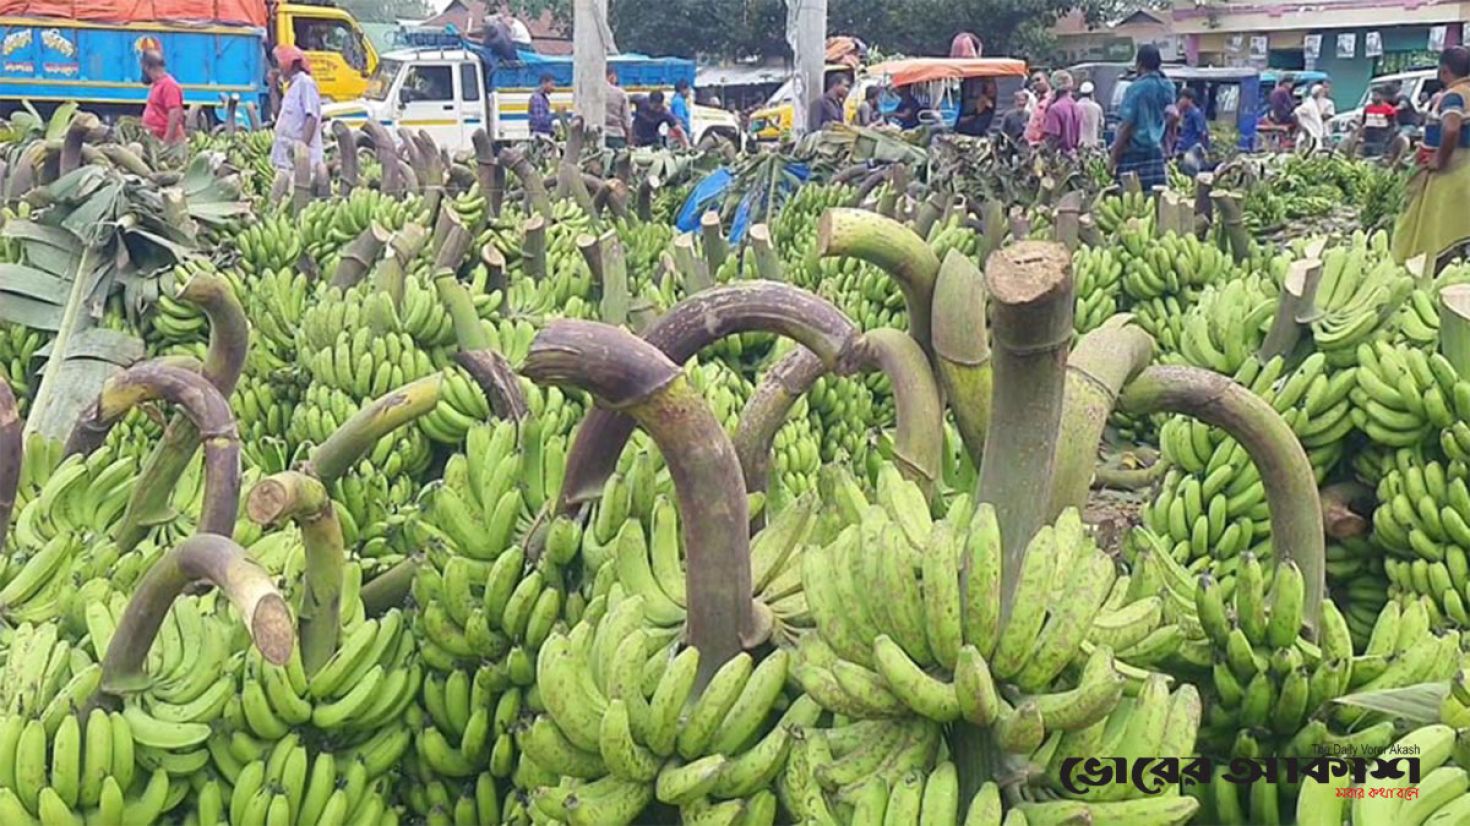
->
[677,163,811,245]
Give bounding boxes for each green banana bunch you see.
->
[1351,339,1459,448]
[1327,536,1389,648]
[287,383,432,479]
[299,188,429,267]
[1092,190,1154,235]
[234,211,306,277]
[1118,228,1230,304]
[927,211,981,266]
[1312,231,1414,366]
[0,709,173,825]
[147,258,247,348]
[0,323,48,414]
[218,734,397,826]
[1072,245,1124,334]
[1167,276,1276,377]
[1369,449,1470,625]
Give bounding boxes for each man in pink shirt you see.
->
[140,50,185,145]
[1043,70,1083,152]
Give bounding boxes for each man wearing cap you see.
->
[1077,80,1104,148]
[140,50,185,145]
[271,45,323,173]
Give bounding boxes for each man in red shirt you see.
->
[140,50,185,145]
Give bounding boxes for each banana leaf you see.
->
[1331,682,1447,725]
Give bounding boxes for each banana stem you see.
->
[1193,172,1215,235]
[306,374,443,485]
[636,179,654,221]
[0,379,18,554]
[1046,321,1155,520]
[732,347,826,504]
[672,234,713,293]
[115,272,249,553]
[1054,191,1083,250]
[555,283,865,513]
[1439,285,1470,377]
[931,250,991,467]
[523,215,547,280]
[455,349,529,422]
[498,147,552,218]
[1320,480,1372,540]
[748,224,782,281]
[863,328,945,498]
[524,320,751,685]
[819,208,941,355]
[1258,259,1324,361]
[1211,190,1250,262]
[436,272,492,352]
[100,534,294,695]
[982,200,1006,258]
[974,242,1074,625]
[360,556,420,617]
[364,123,402,196]
[291,141,312,214]
[331,121,358,195]
[60,113,97,176]
[246,471,344,675]
[1118,364,1325,634]
[700,211,728,274]
[480,241,509,314]
[66,360,240,538]
[578,231,631,326]
[330,223,390,288]
[913,191,946,240]
[593,179,631,222]
[557,162,596,214]
[471,129,504,218]
[373,223,430,309]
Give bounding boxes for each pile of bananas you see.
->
[233,212,306,278]
[1073,245,1125,334]
[1144,351,1356,570]
[1310,231,1414,366]
[298,189,429,269]
[1369,450,1470,626]
[1092,190,1155,235]
[0,324,46,413]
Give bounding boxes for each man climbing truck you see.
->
[0,0,375,121]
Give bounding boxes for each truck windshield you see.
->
[366,60,401,100]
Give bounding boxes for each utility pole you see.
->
[787,0,827,136]
[573,0,611,141]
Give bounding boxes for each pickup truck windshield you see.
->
[366,59,401,101]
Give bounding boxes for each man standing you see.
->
[1076,80,1104,147]
[141,50,185,146]
[670,79,693,136]
[605,69,631,148]
[1315,81,1336,121]
[1110,44,1174,189]
[1000,89,1030,146]
[811,78,848,129]
[270,45,322,172]
[1268,74,1296,127]
[529,73,555,138]
[1043,70,1082,152]
[1175,88,1210,172]
[1024,71,1053,145]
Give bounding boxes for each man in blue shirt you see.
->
[670,79,693,136]
[1110,44,1175,190]
[529,73,555,138]
[1175,87,1210,174]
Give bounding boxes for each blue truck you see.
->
[0,17,264,120]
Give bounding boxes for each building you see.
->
[1052,8,1181,66]
[420,0,572,55]
[1169,0,1465,106]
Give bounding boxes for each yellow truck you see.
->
[273,2,380,102]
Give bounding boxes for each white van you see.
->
[323,47,742,150]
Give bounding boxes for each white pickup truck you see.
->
[322,44,741,150]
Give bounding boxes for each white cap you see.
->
[1079,81,1095,96]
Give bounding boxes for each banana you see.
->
[992,526,1057,679]
[599,699,662,781]
[677,653,754,759]
[872,635,959,722]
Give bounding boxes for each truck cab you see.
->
[324,46,741,150]
[275,2,379,102]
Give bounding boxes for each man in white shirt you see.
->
[1077,80,1104,147]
